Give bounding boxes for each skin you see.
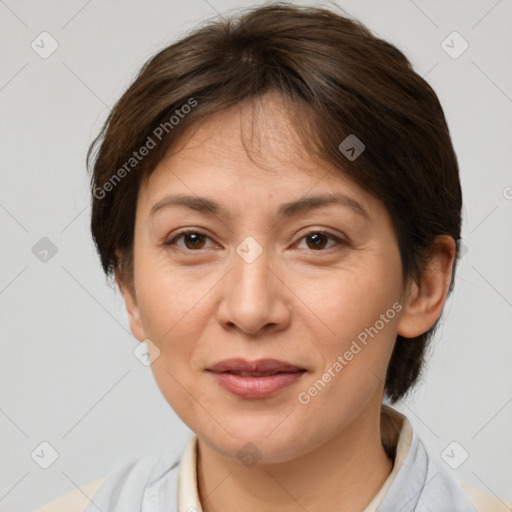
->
[117,93,456,512]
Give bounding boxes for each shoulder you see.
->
[381,411,511,512]
[458,480,512,512]
[34,476,108,512]
[33,448,181,512]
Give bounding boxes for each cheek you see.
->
[134,256,218,342]
[295,262,400,343]
[292,262,401,402]
[137,270,210,425]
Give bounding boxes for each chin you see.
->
[195,415,317,465]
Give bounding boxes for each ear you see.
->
[397,235,457,338]
[114,254,146,342]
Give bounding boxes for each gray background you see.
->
[1,0,511,510]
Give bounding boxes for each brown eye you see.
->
[297,231,344,251]
[165,230,214,250]
[183,232,206,249]
[306,233,328,250]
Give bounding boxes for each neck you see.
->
[196,401,395,512]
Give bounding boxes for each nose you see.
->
[215,247,292,335]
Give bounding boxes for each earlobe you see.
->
[397,235,456,339]
[114,265,146,342]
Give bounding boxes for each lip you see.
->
[206,358,306,399]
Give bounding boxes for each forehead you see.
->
[164,94,319,175]
[138,94,375,217]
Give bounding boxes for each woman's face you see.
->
[123,96,409,463]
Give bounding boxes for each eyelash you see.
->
[164,229,347,253]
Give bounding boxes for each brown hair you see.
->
[87,2,462,403]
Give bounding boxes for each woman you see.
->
[35,3,509,511]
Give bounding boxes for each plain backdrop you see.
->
[0,0,511,510]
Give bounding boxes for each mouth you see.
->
[206,358,307,398]
[206,357,306,374]
[221,370,305,377]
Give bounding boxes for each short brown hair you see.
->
[88,2,463,403]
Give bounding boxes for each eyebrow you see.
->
[149,192,370,221]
